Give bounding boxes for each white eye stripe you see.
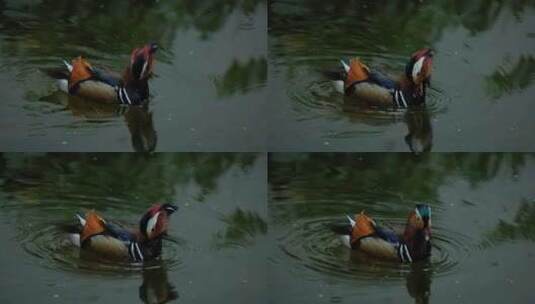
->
[140,61,148,79]
[415,207,422,219]
[412,57,425,80]
[164,206,177,214]
[146,211,161,237]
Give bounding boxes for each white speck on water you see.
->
[61,141,68,145]
[323,141,330,146]
[53,294,59,299]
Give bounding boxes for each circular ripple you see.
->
[284,52,451,129]
[293,79,449,117]
[275,215,475,283]
[18,219,186,276]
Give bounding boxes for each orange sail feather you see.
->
[80,211,105,242]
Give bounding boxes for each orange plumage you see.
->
[345,58,370,89]
[80,211,105,242]
[351,211,375,241]
[68,56,93,91]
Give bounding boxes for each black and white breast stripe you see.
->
[128,241,144,262]
[392,89,408,108]
[397,243,413,263]
[117,86,133,105]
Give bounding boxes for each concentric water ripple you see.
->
[281,51,450,130]
[17,219,185,275]
[273,215,476,283]
[291,78,449,119]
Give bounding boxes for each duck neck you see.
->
[118,68,150,104]
[139,236,163,260]
[403,225,430,261]
[398,75,425,105]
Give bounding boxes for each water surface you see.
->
[0,153,267,303]
[268,1,535,151]
[269,153,535,303]
[0,0,267,151]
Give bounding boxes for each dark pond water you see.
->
[269,153,535,303]
[268,1,535,151]
[0,1,267,152]
[0,153,267,303]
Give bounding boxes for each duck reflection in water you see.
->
[345,253,432,304]
[39,92,157,152]
[340,98,433,153]
[406,262,432,304]
[139,261,179,304]
[404,107,433,153]
[125,104,157,152]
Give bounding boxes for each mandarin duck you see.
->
[68,203,178,262]
[324,48,433,109]
[46,43,158,105]
[332,204,432,263]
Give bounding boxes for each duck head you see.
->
[405,48,433,100]
[139,203,178,241]
[404,204,432,260]
[129,43,158,81]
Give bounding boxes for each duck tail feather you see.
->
[56,222,81,234]
[75,213,86,226]
[340,59,350,73]
[63,60,73,72]
[321,68,345,81]
[346,215,356,227]
[41,67,69,80]
[329,222,353,235]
